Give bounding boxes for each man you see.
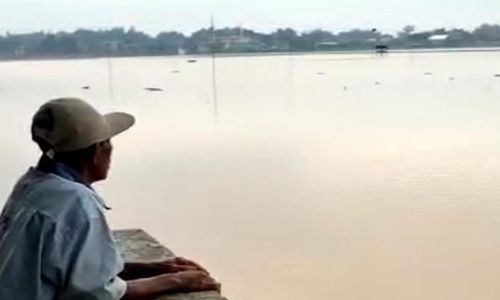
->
[0,98,220,299]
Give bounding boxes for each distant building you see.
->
[216,34,264,52]
[428,34,449,46]
[428,34,448,41]
[375,44,389,55]
[104,41,121,54]
[14,45,26,56]
[316,42,340,51]
[196,44,210,54]
[379,35,394,43]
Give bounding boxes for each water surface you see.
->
[1,52,500,300]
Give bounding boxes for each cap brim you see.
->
[104,112,135,139]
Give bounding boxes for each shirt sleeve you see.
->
[55,217,127,300]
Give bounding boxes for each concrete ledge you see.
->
[114,229,227,300]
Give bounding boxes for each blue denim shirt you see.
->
[0,156,126,300]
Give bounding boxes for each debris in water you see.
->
[374,81,381,85]
[171,70,180,74]
[494,74,500,78]
[343,86,348,91]
[144,87,164,92]
[424,72,433,76]
[187,59,197,63]
[449,77,455,81]
[82,86,90,90]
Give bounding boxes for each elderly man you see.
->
[0,98,219,299]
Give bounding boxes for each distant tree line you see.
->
[1,24,500,59]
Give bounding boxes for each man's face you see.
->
[92,139,113,181]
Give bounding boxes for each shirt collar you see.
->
[36,155,112,210]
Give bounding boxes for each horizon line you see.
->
[0,22,496,37]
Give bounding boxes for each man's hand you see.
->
[171,270,220,293]
[170,257,210,274]
[120,257,210,280]
[123,270,220,300]
[151,257,210,275]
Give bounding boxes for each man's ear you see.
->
[91,144,100,165]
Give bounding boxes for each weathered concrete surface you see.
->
[114,229,227,300]
[114,229,175,262]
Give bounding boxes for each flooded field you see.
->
[1,51,500,300]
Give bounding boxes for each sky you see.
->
[1,0,500,35]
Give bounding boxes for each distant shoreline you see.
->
[2,46,500,63]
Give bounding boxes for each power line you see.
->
[210,16,219,122]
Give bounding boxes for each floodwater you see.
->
[1,51,500,300]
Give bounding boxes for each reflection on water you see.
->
[1,52,500,300]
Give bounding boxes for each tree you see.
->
[397,25,416,40]
[270,28,300,51]
[337,29,379,44]
[58,36,79,54]
[445,29,473,46]
[1,23,500,59]
[301,29,336,50]
[473,24,500,41]
[403,25,415,34]
[154,31,185,54]
[39,34,58,54]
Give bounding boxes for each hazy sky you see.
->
[1,0,500,35]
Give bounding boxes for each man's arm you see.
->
[122,271,220,300]
[119,262,162,280]
[120,258,210,280]
[56,219,220,300]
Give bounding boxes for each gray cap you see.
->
[32,98,135,153]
